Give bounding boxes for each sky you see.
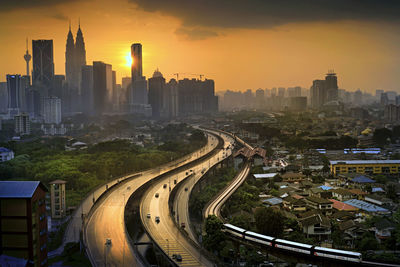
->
[1,0,400,93]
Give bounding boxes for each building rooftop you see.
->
[348,188,368,195]
[329,199,359,211]
[0,254,28,267]
[0,147,12,153]
[344,199,389,213]
[306,195,332,204]
[263,197,283,206]
[0,181,47,198]
[330,160,400,165]
[253,173,277,179]
[351,176,376,183]
[332,188,354,196]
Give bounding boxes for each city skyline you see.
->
[1,0,400,92]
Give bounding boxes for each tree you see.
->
[254,207,284,237]
[386,184,397,201]
[375,174,388,184]
[373,128,392,146]
[203,215,226,254]
[357,233,379,251]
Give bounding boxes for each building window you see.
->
[382,167,390,174]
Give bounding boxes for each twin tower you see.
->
[65,22,86,90]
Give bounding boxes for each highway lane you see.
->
[172,133,235,244]
[204,134,253,219]
[84,134,219,267]
[140,131,234,267]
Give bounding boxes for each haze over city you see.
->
[1,0,400,92]
[3,1,400,267]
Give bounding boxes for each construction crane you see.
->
[173,73,205,81]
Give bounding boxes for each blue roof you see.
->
[0,254,28,266]
[0,147,12,153]
[372,187,385,193]
[0,181,46,198]
[351,176,375,183]
[263,197,283,205]
[319,185,332,190]
[344,199,388,213]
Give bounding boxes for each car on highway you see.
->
[155,216,160,223]
[163,184,167,189]
[184,187,188,191]
[172,254,182,262]
[181,222,185,228]
[147,213,151,218]
[105,238,112,246]
[155,193,159,198]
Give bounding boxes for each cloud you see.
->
[50,12,69,21]
[130,0,400,29]
[0,0,78,11]
[175,27,218,40]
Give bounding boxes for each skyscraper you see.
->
[148,69,165,118]
[81,65,94,115]
[325,71,338,102]
[311,79,326,109]
[131,43,143,79]
[130,43,147,105]
[32,40,54,88]
[6,75,22,117]
[93,61,113,115]
[65,23,86,90]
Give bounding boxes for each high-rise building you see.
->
[381,93,389,106]
[42,97,61,124]
[148,69,165,118]
[14,113,30,135]
[325,71,338,102]
[0,82,7,113]
[49,180,67,219]
[353,89,362,106]
[289,97,307,111]
[0,181,48,266]
[278,87,285,97]
[311,80,326,108]
[130,43,147,105]
[165,79,179,118]
[255,89,265,109]
[288,86,302,97]
[32,40,54,88]
[81,65,94,115]
[384,104,400,122]
[131,43,142,79]
[65,23,86,91]
[6,75,22,117]
[93,61,113,115]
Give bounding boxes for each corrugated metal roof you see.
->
[344,199,388,213]
[330,160,400,165]
[253,173,277,179]
[0,181,44,198]
[351,176,375,183]
[0,147,12,153]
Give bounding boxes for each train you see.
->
[222,223,362,263]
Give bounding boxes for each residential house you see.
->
[283,196,307,212]
[329,199,359,212]
[281,172,306,183]
[233,147,252,170]
[252,147,266,166]
[338,220,367,248]
[300,213,331,239]
[348,189,368,200]
[304,196,333,215]
[365,194,392,206]
[0,147,14,162]
[331,188,354,201]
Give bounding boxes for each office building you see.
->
[65,24,86,90]
[0,82,7,113]
[32,40,54,88]
[330,160,400,176]
[42,97,61,124]
[325,71,338,102]
[384,104,400,122]
[311,80,326,108]
[49,180,67,219]
[6,75,22,117]
[255,89,265,109]
[165,79,179,118]
[289,96,307,111]
[93,61,113,115]
[81,65,94,115]
[14,113,30,135]
[130,43,147,105]
[0,181,48,266]
[288,86,302,97]
[148,69,166,118]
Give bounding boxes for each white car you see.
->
[147,213,151,218]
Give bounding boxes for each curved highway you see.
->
[204,134,253,219]
[140,131,234,266]
[84,133,219,267]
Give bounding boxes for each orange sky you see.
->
[1,0,400,93]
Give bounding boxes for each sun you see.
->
[125,51,132,67]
